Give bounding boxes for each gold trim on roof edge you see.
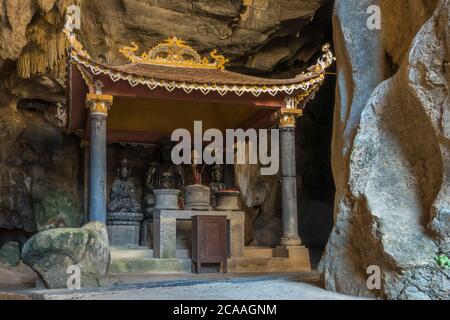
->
[63,21,334,97]
[72,53,326,97]
[119,37,229,70]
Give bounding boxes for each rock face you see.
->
[0,1,83,246]
[0,97,82,248]
[0,0,327,79]
[320,0,450,299]
[22,222,110,289]
[235,161,281,245]
[79,0,325,73]
[0,241,20,267]
[0,240,37,289]
[0,260,38,289]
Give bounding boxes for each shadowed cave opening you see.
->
[298,3,335,267]
[248,2,336,267]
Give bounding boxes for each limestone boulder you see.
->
[320,0,450,299]
[81,222,110,278]
[22,222,110,289]
[234,152,281,246]
[380,0,439,66]
[318,0,390,298]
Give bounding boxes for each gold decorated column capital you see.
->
[279,108,302,128]
[271,95,304,128]
[271,108,303,128]
[86,93,113,116]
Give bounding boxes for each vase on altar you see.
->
[154,189,180,210]
[184,184,211,211]
[215,190,241,211]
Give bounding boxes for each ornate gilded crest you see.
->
[119,37,229,70]
[63,13,91,59]
[308,44,336,74]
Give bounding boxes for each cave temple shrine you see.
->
[58,20,334,273]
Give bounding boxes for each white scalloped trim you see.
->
[73,55,325,98]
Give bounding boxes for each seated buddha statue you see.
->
[143,145,185,216]
[107,159,141,213]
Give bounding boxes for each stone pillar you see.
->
[86,94,113,223]
[153,210,177,259]
[279,105,302,246]
[81,141,90,225]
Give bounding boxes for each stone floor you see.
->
[21,272,369,300]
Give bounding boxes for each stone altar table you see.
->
[153,210,245,259]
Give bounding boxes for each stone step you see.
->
[111,247,154,259]
[228,257,311,273]
[243,247,274,258]
[111,247,191,259]
[228,258,281,273]
[110,246,193,274]
[111,256,310,274]
[175,249,191,259]
[111,258,192,274]
[110,247,310,274]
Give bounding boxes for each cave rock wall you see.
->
[320,0,450,300]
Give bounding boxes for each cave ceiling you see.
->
[0,0,332,102]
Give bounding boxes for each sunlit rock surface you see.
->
[22,222,110,289]
[320,0,450,299]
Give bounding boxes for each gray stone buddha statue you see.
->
[209,164,226,208]
[107,158,141,213]
[107,159,143,246]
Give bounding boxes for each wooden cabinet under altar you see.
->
[192,215,228,273]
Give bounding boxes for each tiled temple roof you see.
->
[64,25,334,97]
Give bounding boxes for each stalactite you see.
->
[17,5,69,80]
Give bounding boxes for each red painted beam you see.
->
[96,74,286,109]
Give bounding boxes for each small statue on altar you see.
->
[143,145,185,215]
[107,158,142,213]
[209,164,226,208]
[142,160,159,218]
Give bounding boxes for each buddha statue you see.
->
[107,159,141,213]
[143,145,185,216]
[107,159,143,246]
[209,164,226,208]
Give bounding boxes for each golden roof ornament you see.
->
[63,12,91,59]
[308,44,335,74]
[119,37,229,70]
